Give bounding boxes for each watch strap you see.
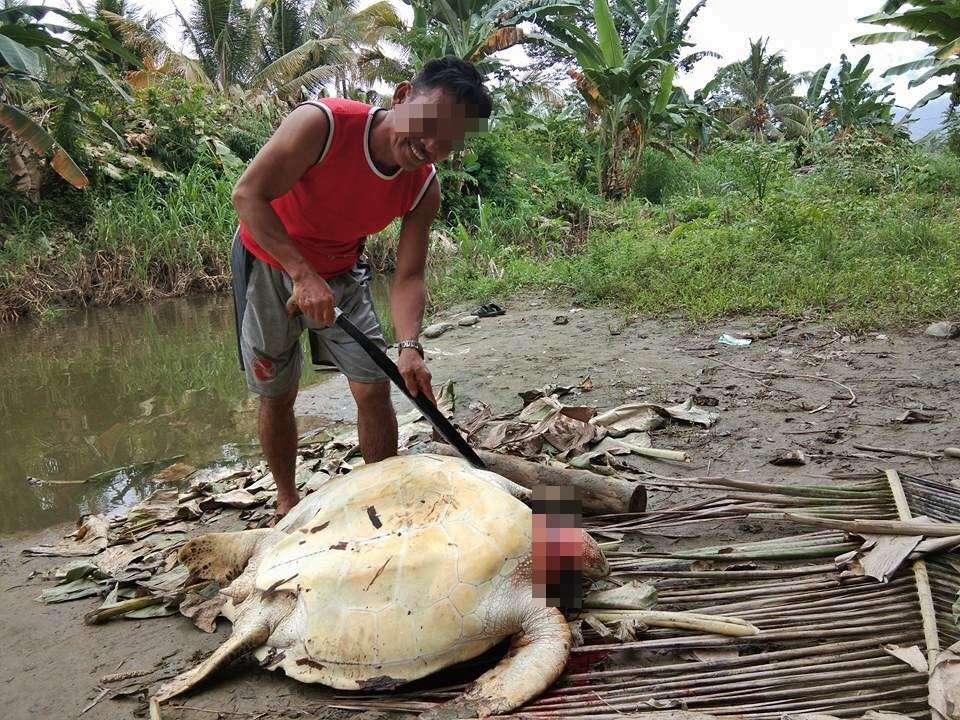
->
[397,339,424,358]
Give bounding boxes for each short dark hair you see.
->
[411,56,492,119]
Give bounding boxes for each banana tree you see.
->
[820,54,900,136]
[853,0,960,110]
[0,4,138,194]
[539,0,706,198]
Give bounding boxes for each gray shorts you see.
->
[231,231,389,396]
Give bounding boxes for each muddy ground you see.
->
[2,293,959,720]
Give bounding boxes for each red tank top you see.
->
[238,98,436,278]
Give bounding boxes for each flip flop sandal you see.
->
[474,303,505,317]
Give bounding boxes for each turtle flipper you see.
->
[154,615,271,702]
[420,606,570,719]
[179,529,271,586]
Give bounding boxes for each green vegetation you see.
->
[2,0,960,328]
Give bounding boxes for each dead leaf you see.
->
[929,639,960,720]
[858,532,923,583]
[24,515,110,557]
[202,489,264,509]
[664,398,721,427]
[613,618,646,641]
[881,643,928,672]
[179,589,226,633]
[124,489,181,531]
[592,403,669,434]
[140,565,189,594]
[150,462,196,483]
[37,577,106,603]
[95,545,143,576]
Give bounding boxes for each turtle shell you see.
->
[253,454,531,689]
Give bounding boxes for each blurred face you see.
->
[391,83,483,171]
[531,485,584,609]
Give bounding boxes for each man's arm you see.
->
[391,177,441,401]
[231,105,337,326]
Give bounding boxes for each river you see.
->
[0,279,393,534]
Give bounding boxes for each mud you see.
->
[2,292,958,720]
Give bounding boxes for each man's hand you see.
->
[398,348,435,403]
[285,270,336,326]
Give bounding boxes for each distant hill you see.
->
[896,96,951,140]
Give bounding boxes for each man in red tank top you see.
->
[231,58,492,518]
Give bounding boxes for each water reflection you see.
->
[0,275,393,533]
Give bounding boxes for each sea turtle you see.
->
[155,453,610,718]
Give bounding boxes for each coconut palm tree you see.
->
[710,38,807,141]
[401,0,579,72]
[256,0,405,101]
[853,0,960,110]
[174,0,262,91]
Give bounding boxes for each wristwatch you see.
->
[397,339,424,358]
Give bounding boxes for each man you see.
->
[231,57,492,519]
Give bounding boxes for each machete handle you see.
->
[284,298,339,327]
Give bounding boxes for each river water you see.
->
[0,280,392,534]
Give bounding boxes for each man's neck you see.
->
[368,109,400,175]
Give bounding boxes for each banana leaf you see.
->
[0,104,89,188]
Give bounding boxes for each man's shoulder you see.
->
[312,97,374,118]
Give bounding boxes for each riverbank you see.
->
[2,295,958,719]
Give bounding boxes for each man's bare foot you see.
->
[275,492,301,519]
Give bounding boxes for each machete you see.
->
[330,306,486,469]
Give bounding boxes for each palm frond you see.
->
[250,37,344,91]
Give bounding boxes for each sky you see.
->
[136,0,938,109]
[675,0,937,109]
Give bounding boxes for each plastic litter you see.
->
[719,334,752,347]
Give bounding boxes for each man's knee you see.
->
[260,385,298,414]
[350,381,392,411]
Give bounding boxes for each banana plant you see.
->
[0,4,138,194]
[853,0,960,110]
[538,0,706,197]
[820,54,900,136]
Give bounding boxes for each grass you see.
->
[0,166,239,319]
[2,128,960,330]
[434,143,960,330]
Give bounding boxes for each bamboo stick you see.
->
[782,512,960,536]
[608,543,857,561]
[614,563,838,579]
[572,618,915,652]
[511,675,927,715]
[853,443,942,459]
[539,656,905,701]
[579,610,758,637]
[692,476,889,499]
[530,665,913,710]
[562,636,913,682]
[886,468,941,668]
